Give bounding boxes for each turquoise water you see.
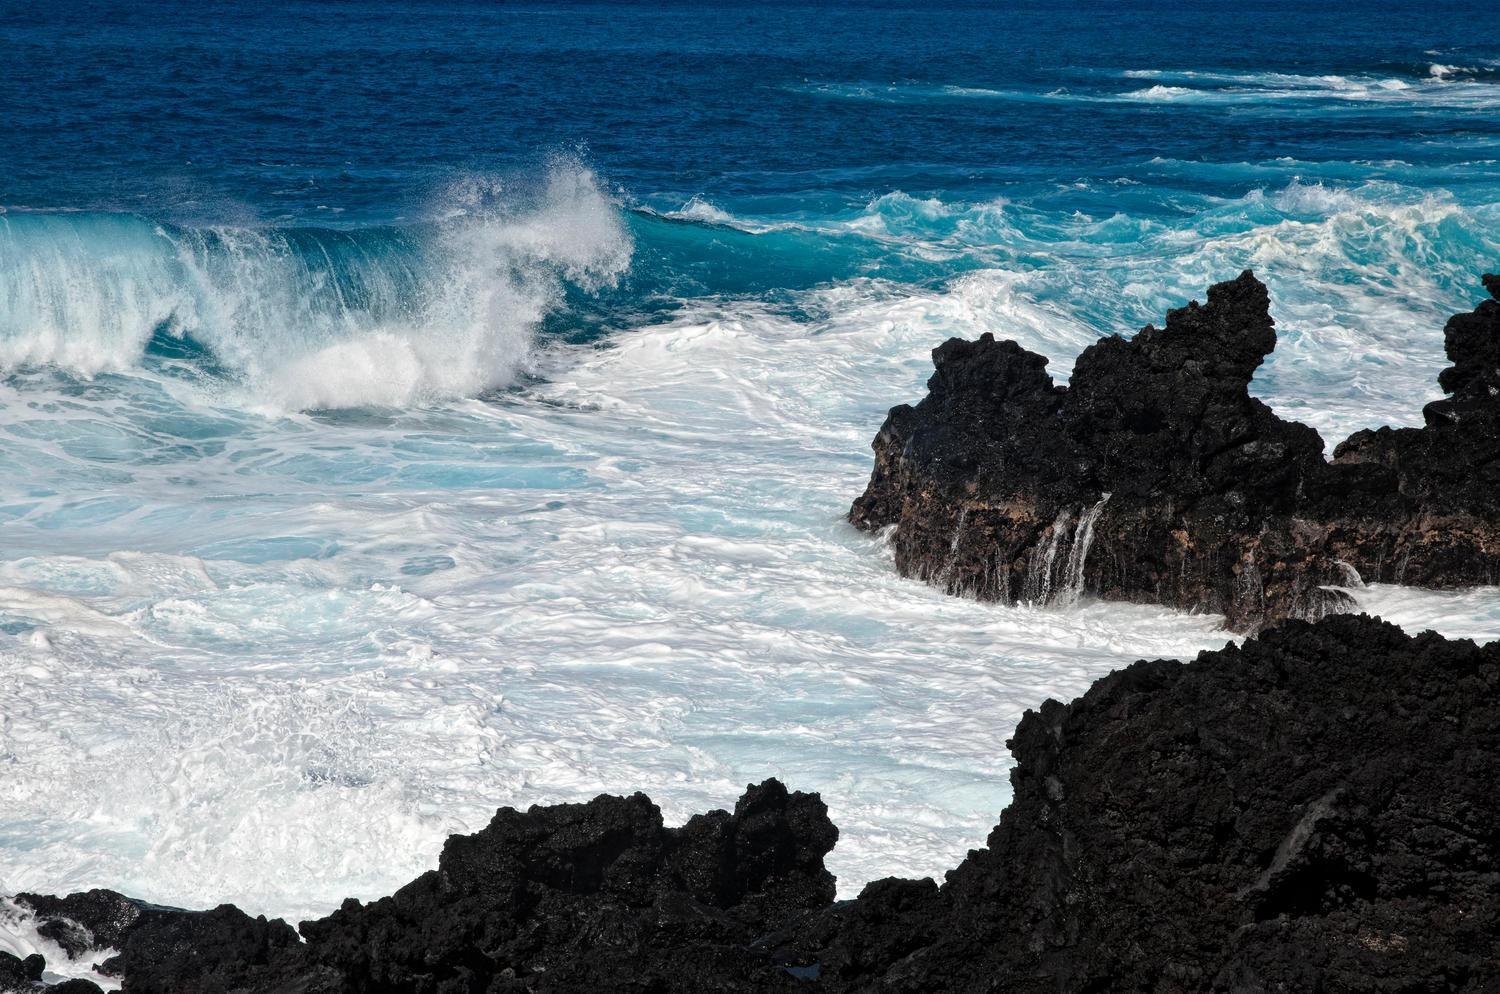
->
[1,0,1499,937]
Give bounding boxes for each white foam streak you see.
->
[1119,67,1500,109]
[795,71,1500,112]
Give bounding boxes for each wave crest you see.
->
[0,160,633,411]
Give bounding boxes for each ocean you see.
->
[2,0,1498,947]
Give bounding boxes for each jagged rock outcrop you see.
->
[9,779,837,993]
[796,613,1500,991]
[1321,273,1500,593]
[10,615,1500,992]
[850,271,1500,630]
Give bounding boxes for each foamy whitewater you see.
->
[2,4,1499,976]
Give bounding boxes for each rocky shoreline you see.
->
[7,274,1499,992]
[850,272,1500,631]
[5,613,1499,992]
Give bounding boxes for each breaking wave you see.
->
[0,161,632,410]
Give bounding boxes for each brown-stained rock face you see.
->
[849,271,1500,631]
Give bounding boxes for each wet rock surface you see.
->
[11,614,1500,992]
[850,271,1500,630]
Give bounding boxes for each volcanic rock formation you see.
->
[794,613,1500,991]
[849,271,1500,630]
[8,614,1500,992]
[5,779,839,993]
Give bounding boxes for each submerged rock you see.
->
[850,271,1500,630]
[12,889,144,960]
[11,615,1500,992]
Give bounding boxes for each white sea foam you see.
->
[0,295,1238,921]
[663,195,744,228]
[1,168,1497,924]
[1348,583,1500,644]
[0,898,119,989]
[1116,78,1474,107]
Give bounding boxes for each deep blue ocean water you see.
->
[2,0,1500,949]
[6,0,1500,218]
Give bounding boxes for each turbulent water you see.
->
[3,1,1500,960]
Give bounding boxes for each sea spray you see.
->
[0,161,632,410]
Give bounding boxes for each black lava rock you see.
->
[850,271,1500,630]
[13,615,1500,992]
[14,889,145,960]
[799,613,1500,991]
[0,950,45,991]
[19,780,836,993]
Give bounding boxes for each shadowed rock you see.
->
[850,271,1500,630]
[0,951,45,991]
